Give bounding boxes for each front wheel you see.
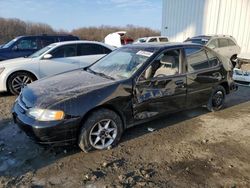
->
[207,85,226,112]
[78,109,123,152]
[7,72,36,95]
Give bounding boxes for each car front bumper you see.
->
[12,101,81,145]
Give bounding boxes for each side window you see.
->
[17,38,38,50]
[159,37,168,42]
[78,44,111,56]
[185,48,209,72]
[148,38,157,42]
[218,38,229,47]
[207,39,219,49]
[206,50,219,67]
[228,39,236,46]
[142,49,180,80]
[38,38,56,49]
[51,45,77,58]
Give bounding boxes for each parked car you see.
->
[233,53,250,86]
[134,36,169,44]
[104,31,134,47]
[12,43,237,152]
[0,34,79,61]
[185,35,241,67]
[0,41,115,95]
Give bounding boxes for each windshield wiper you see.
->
[86,67,115,80]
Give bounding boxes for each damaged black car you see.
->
[12,43,237,152]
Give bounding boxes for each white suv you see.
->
[185,35,241,66]
[133,36,169,44]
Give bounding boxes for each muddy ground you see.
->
[0,86,250,188]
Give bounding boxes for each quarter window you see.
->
[185,48,209,72]
[228,39,236,46]
[159,37,168,42]
[51,44,77,58]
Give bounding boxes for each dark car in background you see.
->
[0,35,79,61]
[13,43,237,152]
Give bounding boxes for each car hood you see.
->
[0,57,34,67]
[22,69,115,108]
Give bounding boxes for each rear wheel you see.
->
[7,72,36,95]
[78,109,123,152]
[207,85,226,112]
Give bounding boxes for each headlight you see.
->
[0,67,5,75]
[27,108,65,121]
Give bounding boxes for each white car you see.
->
[185,35,241,66]
[133,36,169,44]
[233,53,250,86]
[0,41,115,95]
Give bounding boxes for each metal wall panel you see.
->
[162,0,250,52]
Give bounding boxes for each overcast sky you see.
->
[0,0,162,31]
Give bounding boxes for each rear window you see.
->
[159,37,168,42]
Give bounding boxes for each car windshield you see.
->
[29,44,56,58]
[88,47,155,80]
[185,38,209,45]
[2,38,18,49]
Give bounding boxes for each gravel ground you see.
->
[0,86,250,188]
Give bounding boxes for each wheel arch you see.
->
[78,104,126,133]
[219,81,229,94]
[6,70,38,91]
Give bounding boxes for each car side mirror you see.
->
[43,54,52,59]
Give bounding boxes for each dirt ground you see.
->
[0,86,250,188]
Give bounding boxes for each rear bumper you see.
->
[12,101,81,145]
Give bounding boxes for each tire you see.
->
[78,108,123,152]
[207,85,226,112]
[7,72,36,95]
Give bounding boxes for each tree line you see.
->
[0,17,160,44]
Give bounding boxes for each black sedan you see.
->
[12,43,237,152]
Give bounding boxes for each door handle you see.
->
[175,80,185,88]
[175,80,184,85]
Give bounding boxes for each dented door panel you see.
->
[133,75,187,120]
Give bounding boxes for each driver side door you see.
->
[132,48,187,120]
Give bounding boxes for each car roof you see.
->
[52,40,116,50]
[124,42,203,50]
[189,34,235,40]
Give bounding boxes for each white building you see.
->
[161,0,250,52]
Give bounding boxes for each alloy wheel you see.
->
[89,119,118,150]
[212,91,224,108]
[11,75,33,94]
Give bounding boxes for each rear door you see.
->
[133,48,187,120]
[184,47,223,107]
[39,44,80,78]
[77,43,112,67]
